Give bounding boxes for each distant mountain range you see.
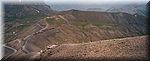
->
[86,8,106,12]
[106,4,147,16]
[86,4,147,17]
[50,3,147,17]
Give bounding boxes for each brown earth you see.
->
[2,10,148,61]
[3,36,148,61]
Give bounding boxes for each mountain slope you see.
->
[106,4,147,17]
[5,10,146,52]
[4,3,54,43]
[4,3,53,19]
[3,9,147,61]
[2,36,148,61]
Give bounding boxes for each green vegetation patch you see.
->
[17,24,30,30]
[5,15,45,22]
[88,19,112,26]
[72,20,113,27]
[46,18,55,24]
[72,21,89,27]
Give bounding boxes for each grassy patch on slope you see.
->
[72,20,113,27]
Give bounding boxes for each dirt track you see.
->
[3,11,148,61]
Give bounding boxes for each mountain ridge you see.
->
[2,2,148,61]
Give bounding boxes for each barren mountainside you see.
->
[5,3,53,18]
[4,3,54,43]
[3,36,148,61]
[2,3,148,61]
[5,10,147,52]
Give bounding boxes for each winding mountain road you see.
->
[2,44,17,60]
[2,18,50,60]
[22,17,52,53]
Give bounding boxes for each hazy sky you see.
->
[1,0,149,4]
[44,0,149,4]
[42,0,149,11]
[1,0,149,5]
